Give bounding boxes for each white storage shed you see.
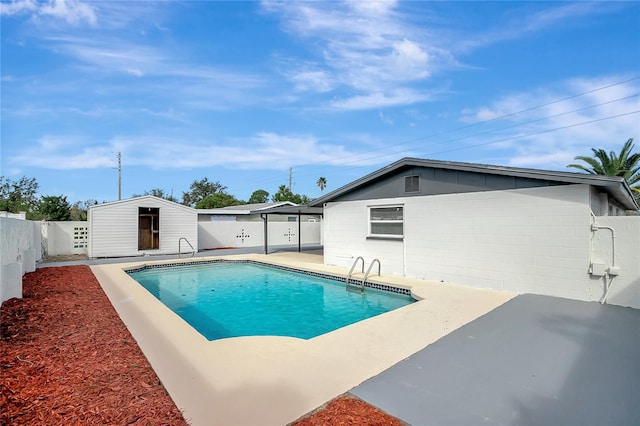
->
[88,196,197,258]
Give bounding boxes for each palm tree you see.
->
[568,138,640,200]
[316,177,327,194]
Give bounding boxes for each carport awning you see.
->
[251,205,324,216]
[252,205,323,254]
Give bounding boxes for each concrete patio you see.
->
[351,293,640,425]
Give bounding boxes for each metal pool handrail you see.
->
[178,237,196,259]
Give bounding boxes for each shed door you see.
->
[138,207,160,250]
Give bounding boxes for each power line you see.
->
[333,77,640,168]
[363,94,640,164]
[426,110,640,157]
[235,76,640,194]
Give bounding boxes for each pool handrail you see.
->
[178,237,196,259]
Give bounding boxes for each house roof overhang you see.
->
[309,157,640,211]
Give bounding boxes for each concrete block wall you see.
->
[323,184,614,304]
[404,185,592,301]
[322,201,405,274]
[1,217,41,304]
[198,221,321,251]
[42,221,89,257]
[198,222,264,249]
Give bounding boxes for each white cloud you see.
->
[391,39,429,77]
[288,69,334,93]
[264,1,613,111]
[263,1,446,110]
[379,111,393,125]
[452,75,640,171]
[39,0,96,25]
[456,2,614,52]
[9,131,387,171]
[9,135,117,169]
[1,0,96,26]
[330,88,431,111]
[35,36,266,109]
[126,68,143,77]
[0,0,37,16]
[346,0,397,17]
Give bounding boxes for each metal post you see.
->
[261,213,268,254]
[298,211,301,252]
[117,152,122,200]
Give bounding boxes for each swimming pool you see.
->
[127,261,415,340]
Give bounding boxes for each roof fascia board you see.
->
[310,157,638,210]
[89,195,196,212]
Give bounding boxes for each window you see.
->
[369,205,403,238]
[405,175,419,193]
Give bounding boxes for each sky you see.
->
[1,0,639,205]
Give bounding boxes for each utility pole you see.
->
[117,152,122,200]
[288,167,292,192]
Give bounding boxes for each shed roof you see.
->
[309,157,639,211]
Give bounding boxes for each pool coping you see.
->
[91,253,515,425]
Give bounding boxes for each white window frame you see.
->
[368,204,404,239]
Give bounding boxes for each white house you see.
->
[310,157,640,308]
[88,196,197,258]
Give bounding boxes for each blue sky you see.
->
[1,0,639,205]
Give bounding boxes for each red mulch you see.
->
[0,266,186,425]
[292,394,405,425]
[1,265,404,426]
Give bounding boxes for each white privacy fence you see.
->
[198,221,322,251]
[36,220,320,258]
[0,217,41,304]
[41,221,89,257]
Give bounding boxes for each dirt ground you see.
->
[1,265,403,425]
[39,254,89,263]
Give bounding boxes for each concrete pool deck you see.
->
[351,293,640,425]
[90,251,516,425]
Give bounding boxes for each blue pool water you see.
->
[128,262,414,340]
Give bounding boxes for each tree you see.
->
[248,189,269,204]
[70,199,98,221]
[195,193,241,209]
[316,177,327,194]
[133,188,178,203]
[182,178,226,207]
[272,184,309,204]
[568,138,640,200]
[39,195,72,221]
[0,176,40,219]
